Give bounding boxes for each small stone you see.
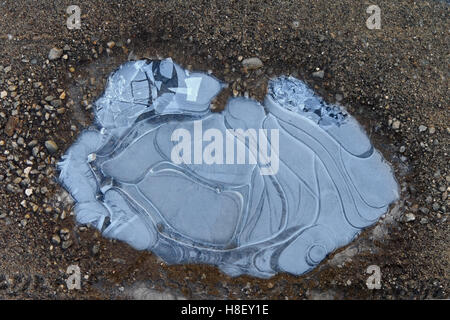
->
[335,93,343,102]
[60,228,70,241]
[420,217,428,224]
[418,125,427,132]
[5,116,18,137]
[6,184,17,193]
[51,234,61,245]
[419,207,429,214]
[92,243,100,255]
[404,213,416,222]
[429,127,436,134]
[242,57,263,70]
[432,203,440,211]
[51,99,62,108]
[312,70,325,79]
[45,140,58,153]
[399,146,406,153]
[62,240,73,250]
[1,91,7,99]
[32,146,39,157]
[48,48,63,60]
[107,41,116,49]
[392,120,401,130]
[25,188,33,197]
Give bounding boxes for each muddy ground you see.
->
[0,0,448,299]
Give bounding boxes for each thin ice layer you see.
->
[58,59,398,278]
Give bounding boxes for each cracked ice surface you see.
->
[58,59,398,278]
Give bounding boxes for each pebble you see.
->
[420,207,430,214]
[48,48,63,60]
[418,125,427,132]
[242,57,263,70]
[32,146,39,157]
[392,120,401,130]
[404,213,416,222]
[399,146,406,153]
[51,234,61,245]
[25,188,33,197]
[60,228,70,241]
[92,243,100,255]
[312,70,325,78]
[5,116,18,137]
[45,140,58,153]
[107,41,116,49]
[62,240,73,250]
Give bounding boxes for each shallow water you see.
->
[58,59,398,278]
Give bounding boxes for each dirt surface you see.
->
[0,0,448,299]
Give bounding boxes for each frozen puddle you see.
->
[59,58,398,278]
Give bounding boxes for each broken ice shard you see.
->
[58,58,399,278]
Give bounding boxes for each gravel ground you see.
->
[0,0,448,299]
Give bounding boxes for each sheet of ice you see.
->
[58,59,398,278]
